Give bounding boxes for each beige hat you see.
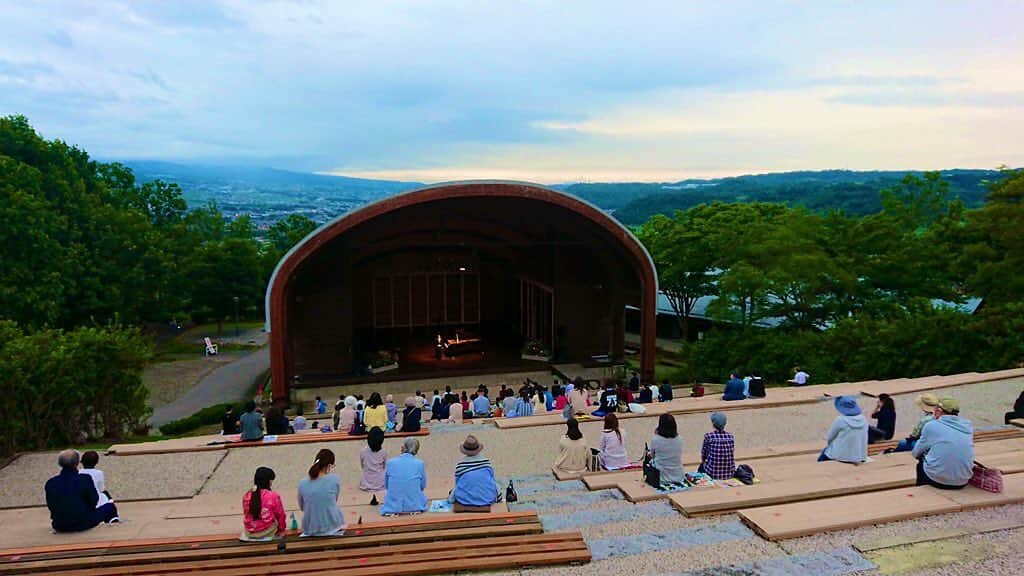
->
[937,397,960,414]
[915,393,939,412]
[459,435,483,456]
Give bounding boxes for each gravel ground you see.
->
[853,527,1024,576]
[143,355,236,408]
[0,451,225,507]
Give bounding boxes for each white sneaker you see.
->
[107,517,120,524]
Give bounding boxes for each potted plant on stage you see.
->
[521,340,551,363]
[369,350,399,374]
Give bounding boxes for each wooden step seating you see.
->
[0,512,591,575]
[496,369,1024,430]
[1011,418,1024,429]
[739,472,1024,541]
[108,429,431,456]
[579,429,1024,505]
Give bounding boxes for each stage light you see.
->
[459,266,466,271]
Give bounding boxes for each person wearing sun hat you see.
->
[448,435,500,512]
[913,396,974,489]
[887,393,940,453]
[818,395,868,463]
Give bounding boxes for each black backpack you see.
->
[642,442,660,488]
[350,411,366,435]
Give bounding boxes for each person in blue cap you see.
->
[818,396,868,463]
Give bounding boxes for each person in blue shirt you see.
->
[913,397,974,489]
[512,388,535,417]
[45,450,119,532]
[381,438,428,515]
[723,373,746,401]
[449,435,500,512]
[471,392,491,417]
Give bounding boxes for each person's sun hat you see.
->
[914,393,939,412]
[937,397,960,414]
[834,395,862,417]
[459,435,483,456]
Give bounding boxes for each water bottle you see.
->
[289,512,298,531]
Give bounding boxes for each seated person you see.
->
[788,368,810,386]
[400,397,422,432]
[45,450,119,532]
[598,413,629,469]
[592,381,619,417]
[615,381,634,405]
[264,405,291,435]
[363,393,389,432]
[385,394,399,428]
[298,449,346,536]
[241,467,285,541]
[336,396,357,432]
[913,397,974,489]
[1005,390,1024,425]
[239,401,264,441]
[221,406,240,435]
[649,414,685,484]
[315,395,327,414]
[553,419,589,476]
[79,451,113,508]
[552,386,567,411]
[445,395,464,423]
[359,428,387,492]
[449,435,500,512]
[699,412,736,479]
[381,438,429,515]
[568,385,591,415]
[659,379,674,402]
[819,396,867,463]
[891,393,938,452]
[868,393,896,444]
[292,407,308,431]
[746,374,766,398]
[512,388,535,417]
[637,385,653,404]
[723,373,746,401]
[472,392,492,417]
[501,390,517,416]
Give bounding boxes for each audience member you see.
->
[637,385,653,404]
[629,371,640,392]
[788,367,810,386]
[381,438,428,515]
[649,414,685,484]
[501,389,517,416]
[553,419,589,476]
[241,466,285,541]
[472,391,491,417]
[385,394,399,427]
[615,381,635,405]
[746,373,766,398]
[913,397,974,489]
[699,412,736,480]
[553,386,568,411]
[868,393,896,444]
[315,396,327,415]
[460,391,470,414]
[45,450,119,532]
[298,449,346,536]
[449,435,500,512]
[239,401,264,441]
[1005,390,1024,425]
[593,381,618,417]
[359,427,387,492]
[819,396,868,463]
[568,384,590,415]
[445,395,464,423]
[544,383,556,410]
[512,388,535,417]
[221,406,240,435]
[599,413,629,469]
[401,397,422,432]
[890,393,938,452]
[363,392,388,432]
[659,379,674,401]
[723,372,746,401]
[80,451,113,508]
[264,405,291,436]
[293,407,308,431]
[337,396,357,432]
[430,395,445,421]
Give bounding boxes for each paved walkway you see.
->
[149,347,269,428]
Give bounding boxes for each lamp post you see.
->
[233,296,240,338]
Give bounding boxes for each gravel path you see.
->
[150,347,269,427]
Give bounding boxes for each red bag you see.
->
[969,462,1003,493]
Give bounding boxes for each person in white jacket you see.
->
[818,396,868,463]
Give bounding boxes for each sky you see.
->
[1,1,1022,183]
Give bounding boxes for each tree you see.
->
[881,172,952,232]
[186,238,263,333]
[267,213,317,254]
[637,211,717,340]
[958,169,1024,304]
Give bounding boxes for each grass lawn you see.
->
[155,321,265,358]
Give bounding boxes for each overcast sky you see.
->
[2,1,1022,182]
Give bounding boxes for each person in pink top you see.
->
[360,427,387,492]
[241,467,286,541]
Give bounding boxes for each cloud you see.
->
[0,0,1021,180]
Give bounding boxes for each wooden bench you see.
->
[0,512,590,575]
[738,473,1024,541]
[108,429,431,456]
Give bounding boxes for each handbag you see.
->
[969,462,1003,493]
[505,480,518,503]
[642,443,660,488]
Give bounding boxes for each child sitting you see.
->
[80,451,114,509]
[241,467,285,541]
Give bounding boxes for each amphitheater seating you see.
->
[107,429,431,456]
[0,512,590,575]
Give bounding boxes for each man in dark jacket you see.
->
[45,450,119,532]
[722,373,746,401]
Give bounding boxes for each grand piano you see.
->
[437,329,483,357]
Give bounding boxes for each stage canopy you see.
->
[265,181,657,401]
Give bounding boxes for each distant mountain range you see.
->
[120,161,1010,228]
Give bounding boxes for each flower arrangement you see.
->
[521,340,550,360]
[370,350,398,369]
